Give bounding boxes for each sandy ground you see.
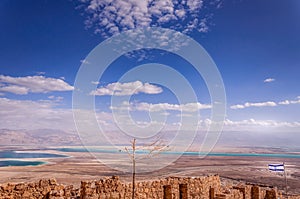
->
[0,147,299,195]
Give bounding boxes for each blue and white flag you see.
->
[268,164,285,172]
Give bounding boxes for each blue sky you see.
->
[0,0,299,134]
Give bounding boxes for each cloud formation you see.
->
[135,102,211,112]
[197,118,300,132]
[90,81,162,96]
[80,59,90,64]
[110,101,211,112]
[0,97,298,133]
[279,98,300,105]
[223,118,300,129]
[264,78,275,83]
[78,0,222,38]
[230,101,277,109]
[0,97,74,131]
[0,97,114,132]
[0,75,74,95]
[231,97,300,110]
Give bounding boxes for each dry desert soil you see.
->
[0,146,299,194]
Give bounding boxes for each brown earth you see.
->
[0,147,299,195]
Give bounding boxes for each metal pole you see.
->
[132,139,136,199]
[283,162,288,195]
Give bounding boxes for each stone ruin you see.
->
[0,175,299,199]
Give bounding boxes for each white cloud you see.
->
[278,100,290,105]
[0,75,74,95]
[80,59,90,64]
[0,97,117,132]
[78,0,220,38]
[231,97,300,109]
[111,101,211,112]
[223,119,300,128]
[91,81,100,85]
[36,71,46,75]
[0,98,74,131]
[229,104,244,109]
[186,0,203,11]
[48,95,55,99]
[245,101,277,107]
[175,9,186,18]
[198,18,209,33]
[90,81,162,96]
[1,97,298,133]
[264,78,275,83]
[176,113,194,117]
[110,101,133,111]
[230,101,277,109]
[48,95,64,102]
[0,85,29,95]
[279,98,300,105]
[198,118,300,131]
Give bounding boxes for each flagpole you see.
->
[283,162,288,195]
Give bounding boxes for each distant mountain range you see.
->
[0,129,299,151]
[0,129,81,146]
[215,131,300,151]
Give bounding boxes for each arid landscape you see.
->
[1,1,300,198]
[1,145,299,195]
[1,129,299,195]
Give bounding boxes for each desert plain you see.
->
[0,146,299,195]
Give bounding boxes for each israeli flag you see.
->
[268,164,284,172]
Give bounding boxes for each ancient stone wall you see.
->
[80,175,221,199]
[0,178,79,199]
[0,175,298,199]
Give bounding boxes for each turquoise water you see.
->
[0,151,67,158]
[0,150,67,167]
[57,148,300,159]
[0,160,45,167]
[182,151,300,159]
[1,148,299,167]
